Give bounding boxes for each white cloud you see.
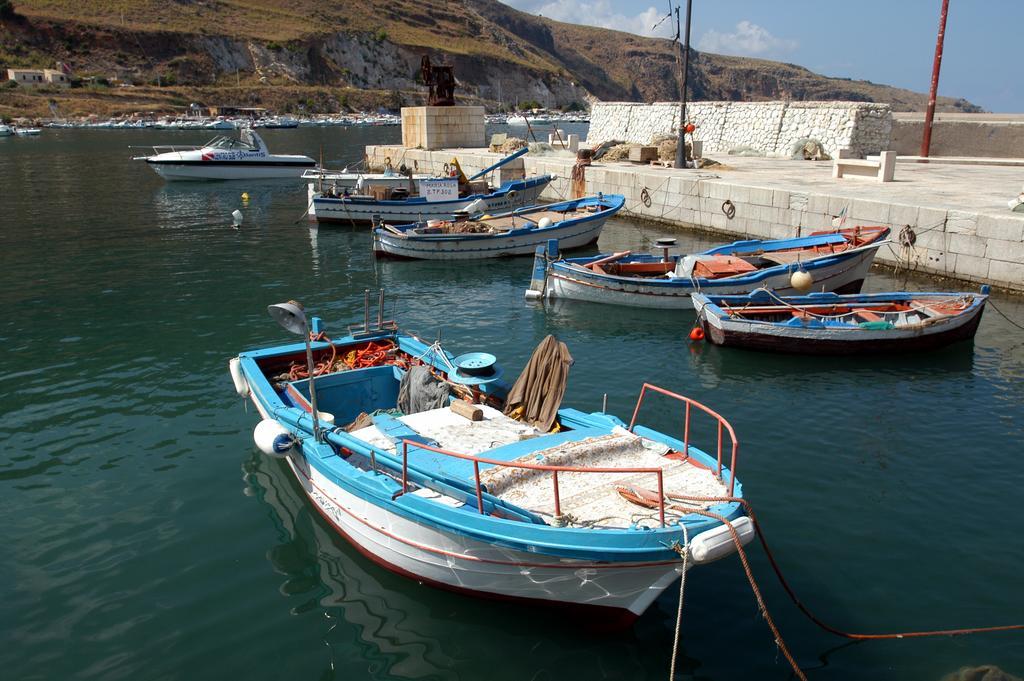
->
[502,0,675,38]
[697,21,798,57]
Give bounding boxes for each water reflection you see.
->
[242,451,710,681]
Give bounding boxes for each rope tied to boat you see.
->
[618,487,1024,680]
[668,523,690,681]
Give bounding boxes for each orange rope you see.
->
[668,492,1024,640]
[619,488,1024,680]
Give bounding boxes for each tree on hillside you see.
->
[0,0,18,20]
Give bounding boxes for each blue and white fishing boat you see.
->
[309,147,552,225]
[692,287,989,354]
[527,226,890,310]
[310,174,553,225]
[229,294,752,625]
[372,194,624,260]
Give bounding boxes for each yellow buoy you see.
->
[790,269,814,293]
[241,192,250,202]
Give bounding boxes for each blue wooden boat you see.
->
[527,226,890,309]
[229,294,753,625]
[372,194,625,260]
[693,288,989,354]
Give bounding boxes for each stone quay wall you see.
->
[587,101,893,158]
[365,144,1024,292]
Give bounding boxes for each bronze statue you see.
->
[420,55,455,106]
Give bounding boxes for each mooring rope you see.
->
[687,493,1024,638]
[621,490,1024,679]
[668,521,690,681]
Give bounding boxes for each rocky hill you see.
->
[0,0,981,118]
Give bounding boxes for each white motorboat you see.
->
[0,124,12,137]
[204,118,236,130]
[13,127,42,136]
[134,128,315,181]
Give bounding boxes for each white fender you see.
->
[464,198,487,214]
[254,419,297,458]
[790,269,814,293]
[689,516,755,564]
[229,357,250,398]
[537,217,552,229]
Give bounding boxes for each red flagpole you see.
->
[920,0,950,158]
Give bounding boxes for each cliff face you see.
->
[0,0,981,114]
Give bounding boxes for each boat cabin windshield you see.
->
[205,135,258,151]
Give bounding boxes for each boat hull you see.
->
[148,160,314,181]
[701,301,985,354]
[544,247,877,310]
[283,451,684,621]
[311,177,550,224]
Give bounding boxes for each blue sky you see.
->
[501,0,1020,112]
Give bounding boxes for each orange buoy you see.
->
[689,326,705,341]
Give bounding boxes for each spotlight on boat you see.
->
[267,300,321,439]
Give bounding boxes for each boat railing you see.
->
[628,383,740,496]
[130,144,203,154]
[395,439,668,527]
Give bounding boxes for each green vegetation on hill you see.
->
[0,0,982,119]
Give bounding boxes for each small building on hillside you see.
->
[7,69,46,86]
[43,69,71,86]
[5,68,71,87]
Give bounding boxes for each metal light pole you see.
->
[674,0,693,169]
[920,0,950,158]
[267,300,321,441]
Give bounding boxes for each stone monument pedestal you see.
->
[402,106,485,150]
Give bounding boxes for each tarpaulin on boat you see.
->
[504,335,573,432]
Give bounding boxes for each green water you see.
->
[1,128,1022,681]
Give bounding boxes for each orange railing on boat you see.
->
[395,440,668,526]
[628,383,740,496]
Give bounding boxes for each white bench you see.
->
[833,149,896,183]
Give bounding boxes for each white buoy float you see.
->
[254,419,297,458]
[232,209,243,227]
[688,516,755,563]
[790,269,814,293]
[228,357,250,398]
[537,217,552,229]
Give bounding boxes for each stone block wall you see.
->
[587,101,893,158]
[401,106,486,150]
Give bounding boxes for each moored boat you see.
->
[302,166,434,194]
[133,128,315,181]
[230,294,752,624]
[372,194,624,260]
[310,174,553,225]
[527,226,890,310]
[0,124,13,137]
[693,287,989,354]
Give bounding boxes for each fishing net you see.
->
[397,365,450,415]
